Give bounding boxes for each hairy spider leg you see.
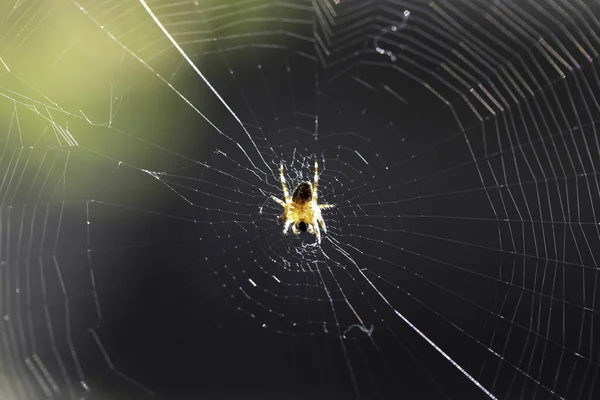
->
[307,223,321,244]
[318,202,334,233]
[313,160,319,201]
[317,214,327,234]
[313,222,321,243]
[280,163,291,203]
[271,196,286,207]
[283,219,293,235]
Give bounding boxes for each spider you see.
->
[271,160,334,244]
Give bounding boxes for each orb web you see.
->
[0,0,599,399]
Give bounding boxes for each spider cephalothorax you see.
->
[271,161,333,244]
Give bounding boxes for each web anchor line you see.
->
[325,236,498,400]
[137,0,272,176]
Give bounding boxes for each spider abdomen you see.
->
[292,182,312,204]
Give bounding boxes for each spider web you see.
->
[1,0,599,399]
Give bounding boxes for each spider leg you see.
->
[283,219,293,235]
[313,159,319,201]
[292,224,300,235]
[271,196,286,208]
[317,214,327,233]
[318,204,333,234]
[280,163,291,203]
[314,222,321,244]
